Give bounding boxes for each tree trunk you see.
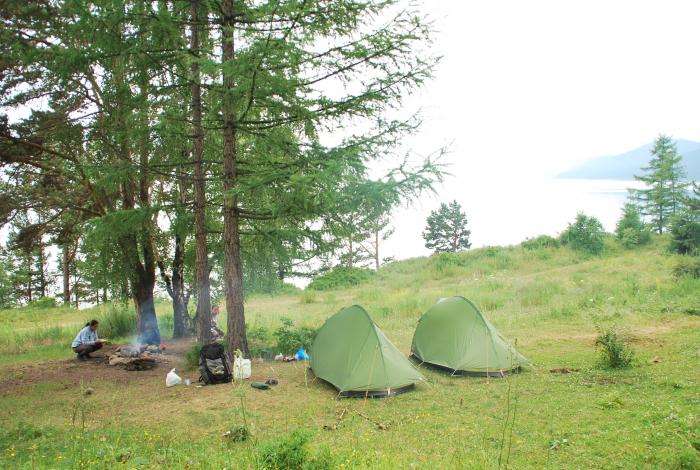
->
[37,242,46,297]
[27,256,32,303]
[222,0,249,357]
[62,245,71,305]
[102,287,107,303]
[133,277,160,345]
[374,230,380,270]
[171,233,191,338]
[348,238,353,268]
[191,0,212,345]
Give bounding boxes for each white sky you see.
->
[379,0,700,259]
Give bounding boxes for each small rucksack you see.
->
[198,343,233,385]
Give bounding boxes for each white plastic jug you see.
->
[166,368,182,387]
[233,357,252,380]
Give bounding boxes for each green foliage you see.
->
[615,203,651,248]
[595,328,634,369]
[669,213,700,255]
[28,297,58,309]
[673,258,700,279]
[521,235,561,250]
[258,430,334,470]
[274,319,317,355]
[94,303,136,339]
[561,213,606,255]
[423,200,472,253]
[632,135,689,234]
[247,325,274,358]
[185,343,202,371]
[307,267,375,291]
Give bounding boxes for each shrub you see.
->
[615,203,650,248]
[28,297,58,309]
[247,325,274,358]
[595,328,634,369]
[185,343,202,370]
[430,252,468,271]
[307,266,375,291]
[274,318,317,355]
[673,258,700,279]
[669,213,700,255]
[521,235,560,250]
[258,430,334,470]
[561,213,606,255]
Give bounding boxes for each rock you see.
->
[84,387,94,395]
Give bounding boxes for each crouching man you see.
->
[71,319,105,360]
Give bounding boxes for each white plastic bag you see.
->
[233,357,252,380]
[166,368,182,387]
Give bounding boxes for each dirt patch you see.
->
[0,337,194,397]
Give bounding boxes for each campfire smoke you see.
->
[107,344,167,371]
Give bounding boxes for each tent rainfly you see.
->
[310,305,425,397]
[411,296,526,376]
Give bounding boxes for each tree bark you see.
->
[191,0,212,345]
[62,244,72,305]
[37,242,46,297]
[374,230,380,270]
[170,233,191,338]
[222,0,249,356]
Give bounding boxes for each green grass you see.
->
[0,237,699,468]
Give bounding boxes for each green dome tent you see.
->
[411,297,526,376]
[310,305,425,397]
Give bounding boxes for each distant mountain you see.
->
[559,139,700,181]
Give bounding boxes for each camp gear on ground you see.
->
[251,382,270,390]
[166,368,182,387]
[310,305,424,397]
[411,296,526,376]
[274,353,284,361]
[198,343,233,385]
[295,348,309,360]
[265,378,278,386]
[233,355,252,380]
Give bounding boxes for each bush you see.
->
[669,213,700,255]
[185,343,202,370]
[28,297,58,309]
[430,252,468,271]
[673,258,700,279]
[274,318,317,355]
[595,328,634,369]
[521,235,560,250]
[307,266,375,291]
[561,213,606,255]
[615,203,651,248]
[258,430,334,470]
[247,325,274,358]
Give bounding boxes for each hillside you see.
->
[559,138,700,180]
[0,240,699,468]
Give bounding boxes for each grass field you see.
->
[0,238,699,469]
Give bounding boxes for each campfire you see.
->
[107,344,168,371]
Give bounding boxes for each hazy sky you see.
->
[380,0,700,258]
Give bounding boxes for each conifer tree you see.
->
[633,135,689,234]
[423,201,471,253]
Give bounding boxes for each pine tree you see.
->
[423,201,472,253]
[633,135,689,234]
[615,202,651,248]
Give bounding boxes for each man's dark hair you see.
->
[85,319,99,327]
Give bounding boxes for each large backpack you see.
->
[198,343,233,385]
